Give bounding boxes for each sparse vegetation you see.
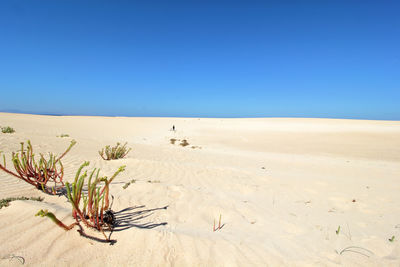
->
[123,179,136,189]
[336,226,341,235]
[99,142,131,160]
[36,161,126,242]
[0,140,76,194]
[0,196,43,209]
[1,254,25,265]
[180,139,189,147]
[57,134,70,138]
[213,214,223,232]
[1,126,15,133]
[389,236,395,242]
[170,138,200,148]
[147,180,160,183]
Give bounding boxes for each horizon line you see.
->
[0,111,399,122]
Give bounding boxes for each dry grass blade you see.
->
[336,246,374,257]
[213,214,224,231]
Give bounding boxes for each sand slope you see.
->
[0,113,399,266]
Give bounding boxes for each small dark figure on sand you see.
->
[172,125,175,131]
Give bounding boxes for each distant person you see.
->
[172,125,175,131]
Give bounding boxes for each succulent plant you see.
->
[99,142,131,160]
[0,140,76,194]
[37,161,125,242]
[1,126,15,133]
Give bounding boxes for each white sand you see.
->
[0,112,399,266]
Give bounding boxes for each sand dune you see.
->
[0,112,399,266]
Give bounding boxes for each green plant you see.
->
[0,140,76,194]
[336,226,341,235]
[36,209,78,230]
[99,142,131,160]
[0,196,43,209]
[389,236,395,242]
[36,161,125,242]
[123,179,136,189]
[57,134,70,138]
[1,126,15,133]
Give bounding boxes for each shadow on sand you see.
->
[112,205,168,231]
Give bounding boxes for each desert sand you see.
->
[0,112,399,266]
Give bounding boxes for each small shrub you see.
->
[389,236,395,242]
[0,196,43,209]
[180,139,189,147]
[1,126,15,133]
[99,142,131,160]
[57,134,69,138]
[36,161,126,242]
[0,140,76,194]
[170,138,177,145]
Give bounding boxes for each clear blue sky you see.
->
[0,1,399,119]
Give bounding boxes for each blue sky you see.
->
[0,1,399,119]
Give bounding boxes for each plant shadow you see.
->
[112,205,168,232]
